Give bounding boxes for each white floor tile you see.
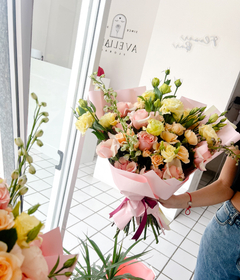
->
[35,169,53,179]
[156,274,171,280]
[68,221,97,239]
[95,192,117,205]
[197,216,211,227]
[170,220,191,237]
[162,260,192,280]
[77,170,88,178]
[66,213,81,228]
[192,223,206,235]
[191,207,205,215]
[106,188,124,199]
[80,166,94,174]
[81,175,99,184]
[93,181,113,192]
[70,204,94,220]
[63,230,80,251]
[172,248,197,272]
[35,160,54,169]
[81,185,102,196]
[24,192,49,205]
[84,213,111,231]
[161,229,185,247]
[203,210,215,220]
[42,176,54,185]
[187,230,202,245]
[145,249,169,272]
[97,205,114,220]
[174,214,196,228]
[151,237,177,258]
[181,210,201,221]
[82,197,106,212]
[89,232,115,255]
[75,178,90,189]
[207,205,218,214]
[180,239,199,258]
[73,190,91,203]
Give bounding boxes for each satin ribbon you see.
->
[110,197,157,240]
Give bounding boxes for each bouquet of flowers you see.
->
[0,93,77,279]
[74,69,240,243]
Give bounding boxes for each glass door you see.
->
[23,0,111,236]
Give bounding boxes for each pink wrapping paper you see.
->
[88,86,146,118]
[41,228,77,280]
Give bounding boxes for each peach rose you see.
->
[96,139,120,158]
[0,209,14,230]
[129,109,149,130]
[0,242,23,280]
[142,149,151,157]
[21,246,48,280]
[171,122,186,136]
[185,130,198,145]
[117,102,134,117]
[162,158,185,180]
[160,131,179,144]
[176,146,190,164]
[115,133,126,145]
[137,131,157,151]
[0,179,10,209]
[151,154,164,167]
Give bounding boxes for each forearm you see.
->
[170,180,235,209]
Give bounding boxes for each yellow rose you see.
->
[99,113,118,128]
[161,144,177,163]
[199,124,219,145]
[137,90,155,105]
[14,212,42,248]
[0,242,23,280]
[146,119,165,136]
[160,98,184,120]
[75,111,95,135]
[0,209,14,230]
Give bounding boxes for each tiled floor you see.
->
[24,148,221,280]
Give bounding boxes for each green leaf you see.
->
[165,79,171,85]
[91,130,106,141]
[86,237,107,268]
[89,101,96,113]
[162,95,176,99]
[49,256,60,275]
[78,106,86,116]
[92,121,105,131]
[154,87,162,100]
[26,221,44,243]
[0,228,17,252]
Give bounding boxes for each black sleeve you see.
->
[230,138,240,192]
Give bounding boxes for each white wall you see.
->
[140,0,240,113]
[32,0,81,68]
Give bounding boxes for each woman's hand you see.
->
[158,193,189,209]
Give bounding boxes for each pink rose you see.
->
[137,131,157,151]
[21,246,49,280]
[129,109,149,130]
[162,158,185,180]
[117,102,134,117]
[114,157,137,173]
[0,179,10,209]
[96,139,120,158]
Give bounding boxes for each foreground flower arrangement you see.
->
[74,69,240,243]
[0,93,77,279]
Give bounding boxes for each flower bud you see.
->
[11,170,19,180]
[18,174,27,185]
[198,115,206,121]
[31,92,38,100]
[154,99,161,108]
[174,79,182,87]
[165,69,170,75]
[64,272,72,277]
[40,102,47,107]
[27,203,40,215]
[28,165,36,174]
[18,147,26,156]
[152,77,160,88]
[208,113,218,123]
[36,139,43,147]
[189,107,198,115]
[26,155,33,164]
[19,186,28,195]
[35,129,44,138]
[41,112,49,117]
[159,83,171,94]
[41,117,49,123]
[14,137,24,147]
[220,118,227,123]
[63,256,77,268]
[78,99,88,108]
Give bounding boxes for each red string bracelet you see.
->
[185,192,192,215]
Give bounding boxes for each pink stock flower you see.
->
[0,178,10,209]
[137,131,157,151]
[96,139,120,158]
[194,143,212,171]
[129,109,149,130]
[114,157,137,173]
[162,158,185,180]
[21,246,49,280]
[117,102,134,117]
